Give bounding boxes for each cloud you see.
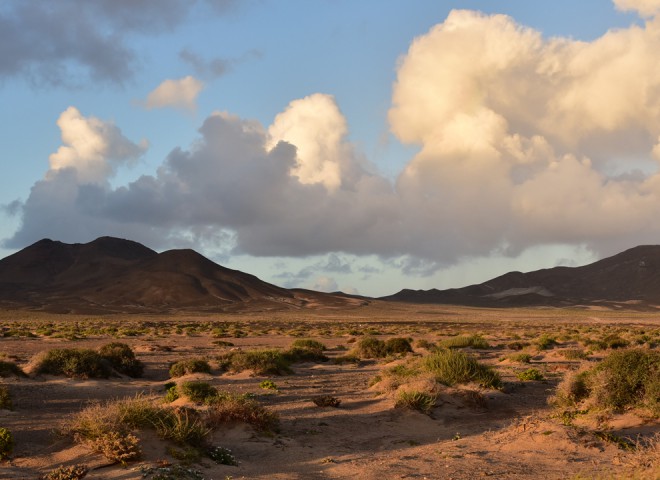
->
[311,276,338,293]
[613,0,660,16]
[0,1,237,87]
[143,76,205,111]
[49,107,147,183]
[179,48,261,80]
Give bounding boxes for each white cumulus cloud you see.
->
[143,76,204,111]
[48,106,147,184]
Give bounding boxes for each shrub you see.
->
[169,359,211,378]
[90,430,141,464]
[207,446,238,466]
[259,380,278,391]
[423,349,501,389]
[354,337,386,358]
[98,343,144,378]
[0,427,13,460]
[42,464,89,480]
[218,349,292,375]
[516,368,545,381]
[290,339,326,352]
[536,334,557,350]
[415,339,436,350]
[156,407,209,446]
[559,348,588,360]
[332,354,361,365]
[589,348,659,413]
[312,395,341,407]
[0,360,25,378]
[207,392,279,432]
[179,381,217,403]
[31,349,112,379]
[284,347,328,363]
[395,390,437,414]
[439,334,490,350]
[385,337,413,355]
[0,386,11,410]
[164,385,179,403]
[507,353,532,364]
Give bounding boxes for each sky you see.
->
[3,0,660,297]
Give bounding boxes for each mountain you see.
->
[381,245,660,309]
[0,237,362,313]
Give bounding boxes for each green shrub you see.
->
[0,386,11,410]
[395,390,437,414]
[536,334,557,350]
[384,337,413,355]
[415,339,436,350]
[354,337,386,358]
[332,354,361,365]
[559,348,588,360]
[179,381,217,403]
[164,385,179,403]
[290,339,326,352]
[169,359,211,378]
[43,464,89,480]
[423,349,501,389]
[207,446,238,466]
[259,380,278,391]
[98,342,144,377]
[207,392,279,432]
[507,353,532,363]
[517,368,545,381]
[0,360,25,378]
[217,349,292,375]
[284,347,328,363]
[589,349,659,413]
[31,349,112,379]
[0,427,13,460]
[439,334,490,350]
[156,407,210,446]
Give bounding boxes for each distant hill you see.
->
[0,237,364,313]
[381,245,660,309]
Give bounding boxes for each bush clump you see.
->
[312,395,341,407]
[179,381,218,403]
[354,336,414,359]
[516,368,545,381]
[169,359,211,378]
[218,349,292,376]
[395,390,437,414]
[42,464,89,480]
[0,427,13,460]
[30,349,112,379]
[423,349,501,389]
[439,334,490,350]
[0,386,12,410]
[506,352,532,364]
[0,360,26,378]
[207,392,279,432]
[98,343,144,378]
[551,348,660,416]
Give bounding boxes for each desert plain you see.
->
[0,302,658,480]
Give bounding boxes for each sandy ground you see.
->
[0,304,658,479]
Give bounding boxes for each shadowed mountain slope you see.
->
[381,245,660,309]
[0,237,360,313]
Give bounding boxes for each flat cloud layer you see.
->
[7,5,660,273]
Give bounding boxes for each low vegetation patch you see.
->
[354,336,414,359]
[169,359,211,378]
[423,349,501,389]
[516,368,545,381]
[42,464,89,480]
[0,386,12,410]
[312,395,341,407]
[218,349,292,375]
[438,334,490,350]
[98,342,144,378]
[178,381,218,403]
[506,352,532,364]
[206,392,279,432]
[551,348,660,416]
[0,427,13,460]
[395,390,437,414]
[30,349,112,379]
[0,360,26,378]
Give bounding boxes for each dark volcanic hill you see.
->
[381,245,660,309]
[0,237,361,313]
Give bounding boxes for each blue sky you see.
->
[2,0,658,296]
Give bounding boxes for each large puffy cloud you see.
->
[49,107,148,183]
[143,76,205,111]
[390,8,660,259]
[0,0,237,86]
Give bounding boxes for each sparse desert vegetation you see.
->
[0,305,657,479]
